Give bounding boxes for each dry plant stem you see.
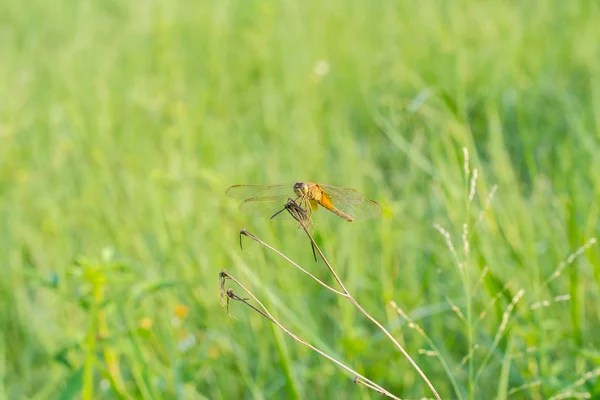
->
[354,377,386,394]
[260,205,441,400]
[220,271,400,400]
[294,218,441,400]
[239,230,345,296]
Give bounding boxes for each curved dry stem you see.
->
[239,229,345,296]
[227,199,440,399]
[287,208,441,400]
[220,270,400,400]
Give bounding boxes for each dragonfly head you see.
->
[293,182,309,197]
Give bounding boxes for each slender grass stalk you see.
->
[82,283,101,400]
[463,267,475,400]
[464,154,477,399]
[0,331,6,399]
[98,295,128,398]
[390,301,463,399]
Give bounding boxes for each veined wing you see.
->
[238,196,307,220]
[326,197,382,220]
[318,184,365,204]
[226,184,295,200]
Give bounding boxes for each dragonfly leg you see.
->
[269,206,288,220]
[270,196,306,221]
[284,197,311,226]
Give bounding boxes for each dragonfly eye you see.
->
[293,182,303,196]
[293,182,309,196]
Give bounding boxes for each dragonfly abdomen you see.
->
[317,192,354,222]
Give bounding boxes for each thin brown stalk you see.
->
[353,376,387,394]
[239,230,345,296]
[281,201,441,400]
[220,270,400,399]
[230,199,440,399]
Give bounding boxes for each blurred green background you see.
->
[1,0,599,399]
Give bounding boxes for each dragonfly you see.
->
[226,182,381,225]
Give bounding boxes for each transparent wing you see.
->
[318,184,365,204]
[238,197,305,220]
[226,184,295,200]
[328,198,382,220]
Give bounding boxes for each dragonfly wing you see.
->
[238,196,305,220]
[318,184,365,204]
[226,184,295,199]
[327,198,382,220]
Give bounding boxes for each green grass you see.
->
[1,0,600,398]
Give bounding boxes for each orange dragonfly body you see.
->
[226,182,381,224]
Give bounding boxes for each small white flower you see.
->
[170,316,182,328]
[177,333,197,352]
[100,379,110,391]
[312,60,330,77]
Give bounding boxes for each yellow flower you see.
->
[139,317,153,330]
[173,304,189,320]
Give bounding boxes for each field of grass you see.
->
[2,0,600,399]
